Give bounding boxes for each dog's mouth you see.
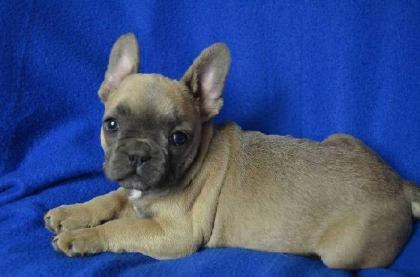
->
[103,151,168,193]
[116,174,152,192]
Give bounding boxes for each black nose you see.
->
[128,154,151,167]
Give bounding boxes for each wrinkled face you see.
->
[98,34,230,193]
[101,74,202,193]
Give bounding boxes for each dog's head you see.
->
[98,33,230,193]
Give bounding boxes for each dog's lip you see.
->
[115,176,128,182]
[117,175,152,192]
[113,169,136,182]
[119,182,151,192]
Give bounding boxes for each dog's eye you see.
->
[104,118,119,132]
[170,131,188,146]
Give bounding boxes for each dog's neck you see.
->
[179,121,214,190]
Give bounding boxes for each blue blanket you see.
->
[1,1,419,276]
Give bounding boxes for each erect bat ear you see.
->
[98,33,139,102]
[181,43,231,122]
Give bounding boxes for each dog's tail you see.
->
[403,181,420,219]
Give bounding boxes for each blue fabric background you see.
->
[1,1,419,276]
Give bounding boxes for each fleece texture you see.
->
[0,1,419,276]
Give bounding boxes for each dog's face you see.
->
[98,34,230,193]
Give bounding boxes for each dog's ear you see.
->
[98,33,139,102]
[181,43,231,122]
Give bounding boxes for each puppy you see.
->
[45,33,420,269]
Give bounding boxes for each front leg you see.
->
[44,188,133,233]
[53,217,197,259]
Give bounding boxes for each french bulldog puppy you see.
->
[45,33,420,269]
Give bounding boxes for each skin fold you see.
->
[44,33,420,269]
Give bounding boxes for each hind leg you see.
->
[316,207,411,269]
[322,134,366,149]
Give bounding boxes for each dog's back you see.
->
[206,123,413,268]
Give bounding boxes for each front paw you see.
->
[52,228,105,257]
[44,205,99,233]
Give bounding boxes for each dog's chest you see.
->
[128,190,152,218]
[128,189,143,201]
